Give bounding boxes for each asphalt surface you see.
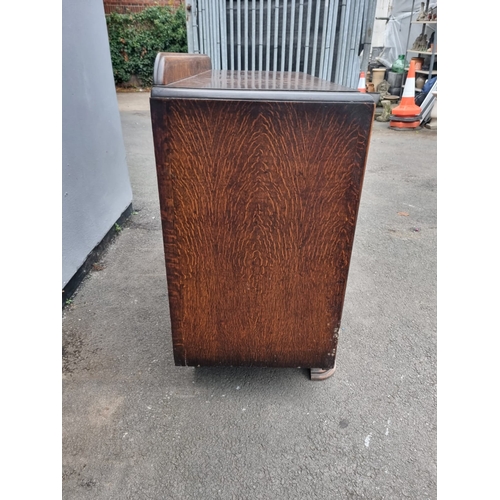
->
[62,91,437,499]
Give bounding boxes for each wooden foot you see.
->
[310,361,336,381]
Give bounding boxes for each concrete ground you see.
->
[62,91,437,499]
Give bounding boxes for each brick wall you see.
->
[104,0,184,14]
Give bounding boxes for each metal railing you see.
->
[186,0,377,88]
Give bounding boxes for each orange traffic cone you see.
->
[389,60,421,129]
[357,72,366,93]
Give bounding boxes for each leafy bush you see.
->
[106,6,188,87]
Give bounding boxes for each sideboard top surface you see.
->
[151,70,374,103]
[166,70,353,91]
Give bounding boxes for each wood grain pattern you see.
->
[165,70,355,92]
[154,53,211,85]
[151,97,374,368]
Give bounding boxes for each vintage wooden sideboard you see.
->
[150,53,374,380]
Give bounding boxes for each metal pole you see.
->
[191,1,200,54]
[237,0,242,70]
[230,0,235,69]
[359,0,377,74]
[266,0,272,71]
[273,0,280,72]
[259,0,264,70]
[207,0,215,62]
[186,1,194,53]
[252,0,256,70]
[311,0,322,77]
[335,0,351,85]
[427,29,436,81]
[404,0,417,69]
[318,0,330,80]
[342,0,357,85]
[214,0,220,68]
[198,0,205,54]
[213,0,221,69]
[333,0,346,83]
[325,0,339,81]
[219,0,228,69]
[281,0,288,72]
[302,0,312,74]
[348,0,363,87]
[288,0,296,71]
[203,0,210,60]
[294,0,304,72]
[245,0,249,70]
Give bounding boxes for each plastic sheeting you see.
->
[376,0,437,69]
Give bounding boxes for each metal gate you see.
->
[185,0,377,88]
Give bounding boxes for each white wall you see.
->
[62,0,133,288]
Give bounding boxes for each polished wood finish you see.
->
[154,52,211,85]
[150,69,374,370]
[164,69,355,92]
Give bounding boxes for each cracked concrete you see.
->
[62,91,436,499]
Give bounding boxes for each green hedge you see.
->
[106,6,188,87]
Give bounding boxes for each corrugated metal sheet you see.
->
[186,0,377,87]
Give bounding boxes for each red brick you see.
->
[103,0,184,14]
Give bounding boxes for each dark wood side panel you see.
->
[154,53,211,85]
[150,98,374,368]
